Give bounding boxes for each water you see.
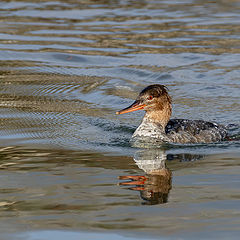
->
[0,0,240,239]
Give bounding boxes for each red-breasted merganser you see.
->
[116,84,227,144]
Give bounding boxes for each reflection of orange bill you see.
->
[129,186,145,191]
[119,180,146,186]
[118,175,147,187]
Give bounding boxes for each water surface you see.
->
[0,0,240,239]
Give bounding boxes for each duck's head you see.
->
[116,84,172,126]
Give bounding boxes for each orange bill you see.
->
[116,100,146,115]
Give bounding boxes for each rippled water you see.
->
[0,0,240,239]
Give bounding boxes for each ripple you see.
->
[0,0,239,153]
[0,1,240,239]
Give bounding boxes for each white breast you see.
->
[132,118,169,143]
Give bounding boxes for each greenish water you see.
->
[0,0,240,239]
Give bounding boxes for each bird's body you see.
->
[132,117,227,144]
[116,84,227,144]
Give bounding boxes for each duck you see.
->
[116,84,228,144]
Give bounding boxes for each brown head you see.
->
[116,84,172,127]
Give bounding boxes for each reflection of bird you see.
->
[116,84,227,144]
[119,149,172,205]
[119,170,171,205]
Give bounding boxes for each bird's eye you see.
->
[147,96,153,100]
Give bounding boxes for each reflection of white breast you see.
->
[133,149,166,174]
